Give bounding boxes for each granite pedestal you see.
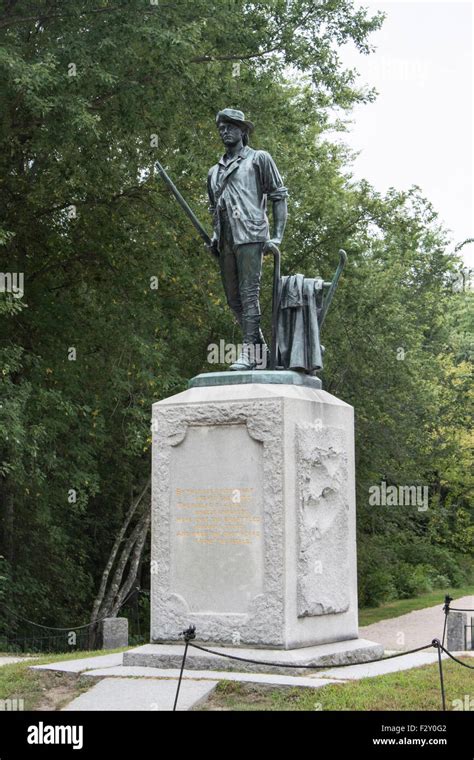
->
[128,372,382,669]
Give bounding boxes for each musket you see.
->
[155,160,214,252]
[319,249,347,328]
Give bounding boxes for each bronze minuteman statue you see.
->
[155,109,346,377]
[207,108,288,370]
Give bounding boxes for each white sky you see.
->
[334,0,473,266]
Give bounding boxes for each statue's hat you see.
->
[216,108,254,131]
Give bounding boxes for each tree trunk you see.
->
[90,477,150,624]
[111,510,151,616]
[88,477,150,648]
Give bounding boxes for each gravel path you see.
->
[360,595,474,651]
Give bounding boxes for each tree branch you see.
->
[0,5,130,30]
[90,477,150,625]
[189,45,282,64]
[98,495,150,620]
[111,510,151,616]
[189,6,317,64]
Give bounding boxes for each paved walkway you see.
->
[360,595,474,651]
[31,653,123,673]
[63,678,218,711]
[80,665,344,688]
[0,656,34,667]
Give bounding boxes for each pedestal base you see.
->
[189,370,322,390]
[124,639,384,675]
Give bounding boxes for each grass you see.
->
[0,647,130,711]
[358,586,474,627]
[197,658,474,711]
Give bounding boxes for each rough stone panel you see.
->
[296,424,350,617]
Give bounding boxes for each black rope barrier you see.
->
[188,641,434,669]
[1,587,141,632]
[439,643,474,669]
[0,632,88,644]
[449,607,474,612]
[173,626,474,710]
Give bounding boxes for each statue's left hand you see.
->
[263,239,281,256]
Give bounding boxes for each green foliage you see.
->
[358,536,471,608]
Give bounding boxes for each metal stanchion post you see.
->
[442,595,452,648]
[173,626,196,712]
[433,639,446,711]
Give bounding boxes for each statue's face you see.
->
[217,119,245,147]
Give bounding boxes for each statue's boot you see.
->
[229,343,259,371]
[229,314,261,371]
